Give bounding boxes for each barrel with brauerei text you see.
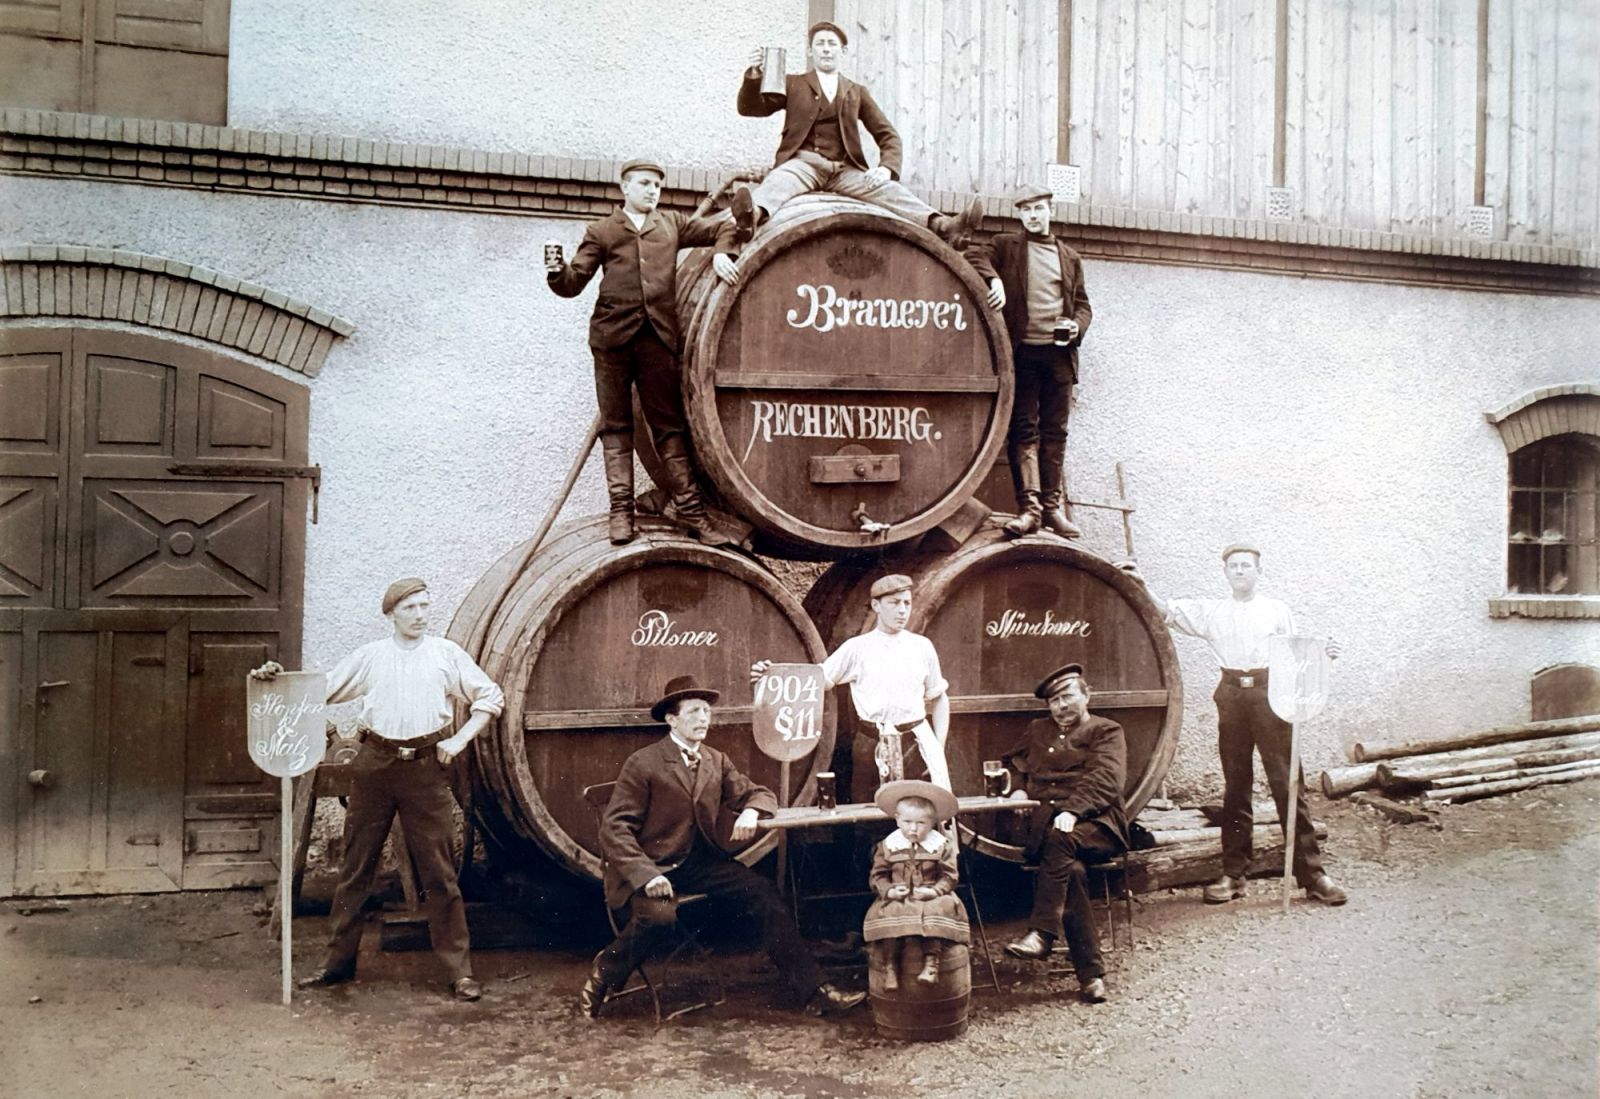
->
[446,515,836,881]
[669,193,1013,556]
[805,531,1182,859]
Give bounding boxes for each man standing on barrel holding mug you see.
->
[964,184,1092,539]
[999,663,1126,1004]
[752,574,952,803]
[546,157,739,547]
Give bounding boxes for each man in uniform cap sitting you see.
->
[752,573,952,802]
[253,577,505,1002]
[547,158,740,546]
[964,183,1093,539]
[999,662,1127,1003]
[582,674,865,1018]
[727,21,984,247]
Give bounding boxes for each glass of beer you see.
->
[982,760,1010,798]
[543,241,563,267]
[1052,316,1077,346]
[816,771,837,811]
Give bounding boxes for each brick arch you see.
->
[1485,384,1600,451]
[0,244,354,376]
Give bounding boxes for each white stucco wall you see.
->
[227,0,807,170]
[8,172,1597,788]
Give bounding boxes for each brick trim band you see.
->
[0,245,354,376]
[1485,389,1600,451]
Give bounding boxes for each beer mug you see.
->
[759,47,787,95]
[816,771,837,811]
[543,241,564,268]
[982,760,1011,798]
[1052,316,1078,347]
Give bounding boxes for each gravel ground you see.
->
[4,784,1597,1099]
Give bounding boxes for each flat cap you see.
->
[1220,542,1262,562]
[381,577,427,616]
[808,20,848,46]
[1033,662,1086,700]
[619,158,665,180]
[1012,183,1055,207]
[869,574,914,599]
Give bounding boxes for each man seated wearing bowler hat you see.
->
[964,183,1093,539]
[727,21,983,247]
[582,674,866,1019]
[1000,663,1127,1004]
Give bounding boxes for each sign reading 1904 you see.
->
[752,663,825,764]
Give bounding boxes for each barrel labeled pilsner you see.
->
[448,516,835,881]
[674,193,1013,555]
[806,532,1182,860]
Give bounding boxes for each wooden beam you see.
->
[1272,0,1289,187]
[525,705,756,731]
[715,371,999,392]
[1057,0,1074,163]
[947,690,1171,715]
[1474,0,1489,205]
[809,0,835,35]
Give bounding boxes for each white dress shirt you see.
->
[325,635,504,740]
[1165,595,1296,670]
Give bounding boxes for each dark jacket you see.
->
[547,207,733,351]
[1001,714,1128,857]
[964,230,1093,381]
[599,736,779,909]
[737,70,905,179]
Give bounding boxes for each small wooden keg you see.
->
[867,940,971,1042]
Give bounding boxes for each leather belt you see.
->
[1219,668,1269,689]
[859,718,927,737]
[358,725,451,761]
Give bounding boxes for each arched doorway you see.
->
[1,326,311,895]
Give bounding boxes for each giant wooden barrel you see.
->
[667,193,1013,557]
[868,941,971,1041]
[805,531,1181,860]
[447,515,836,881]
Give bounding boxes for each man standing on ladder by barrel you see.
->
[547,158,740,546]
[1134,544,1348,906]
[752,574,952,802]
[726,21,984,247]
[253,577,504,1002]
[964,184,1092,539]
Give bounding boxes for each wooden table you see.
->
[756,795,1040,831]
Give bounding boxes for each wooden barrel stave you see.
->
[674,193,1013,556]
[448,515,836,881]
[805,531,1182,859]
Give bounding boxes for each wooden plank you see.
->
[715,371,999,393]
[525,705,756,731]
[947,690,1172,714]
[1370,0,1394,230]
[1069,0,1096,197]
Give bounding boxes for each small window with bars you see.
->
[1508,433,1600,596]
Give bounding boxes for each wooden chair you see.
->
[581,782,727,1024]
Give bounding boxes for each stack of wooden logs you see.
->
[1118,802,1327,893]
[1318,714,1600,805]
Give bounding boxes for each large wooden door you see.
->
[0,327,310,895]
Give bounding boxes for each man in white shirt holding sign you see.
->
[753,574,951,803]
[1138,544,1347,907]
[252,576,505,1001]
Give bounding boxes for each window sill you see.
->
[1488,597,1600,620]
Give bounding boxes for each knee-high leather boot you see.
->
[1038,438,1081,538]
[1004,442,1043,537]
[600,435,636,544]
[656,436,736,546]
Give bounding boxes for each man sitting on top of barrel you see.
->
[964,183,1093,539]
[582,674,865,1019]
[727,21,984,248]
[1000,662,1127,1004]
[752,574,951,802]
[546,157,739,547]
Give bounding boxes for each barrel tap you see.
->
[852,502,891,537]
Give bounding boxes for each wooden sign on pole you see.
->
[1267,636,1331,914]
[246,671,328,1006]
